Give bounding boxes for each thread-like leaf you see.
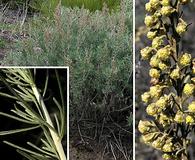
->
[27,142,57,158]
[0,125,40,135]
[17,150,37,160]
[43,69,49,97]
[3,141,46,158]
[0,112,36,124]
[53,97,64,138]
[0,92,17,100]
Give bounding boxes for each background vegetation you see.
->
[1,0,133,159]
[2,0,120,14]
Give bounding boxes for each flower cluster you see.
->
[139,0,194,159]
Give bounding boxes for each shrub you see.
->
[3,0,132,151]
[138,0,195,159]
[3,0,132,97]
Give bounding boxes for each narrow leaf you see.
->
[3,141,45,158]
[43,70,49,97]
[0,92,17,100]
[0,125,40,135]
[0,112,35,124]
[17,150,37,160]
[27,142,57,158]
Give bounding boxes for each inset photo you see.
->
[0,67,68,160]
[136,0,195,160]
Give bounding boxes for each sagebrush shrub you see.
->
[138,0,194,159]
[3,0,132,132]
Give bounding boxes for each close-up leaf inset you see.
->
[0,68,67,160]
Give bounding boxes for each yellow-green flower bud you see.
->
[179,53,191,67]
[150,0,161,9]
[152,36,164,49]
[149,85,162,97]
[159,113,171,126]
[170,68,180,80]
[146,103,157,116]
[144,15,157,27]
[174,111,185,123]
[161,6,175,16]
[138,120,155,134]
[183,83,195,96]
[154,11,162,18]
[152,136,166,149]
[179,0,190,5]
[162,153,174,160]
[141,46,153,60]
[150,55,160,68]
[142,133,157,143]
[147,31,157,40]
[156,95,168,109]
[159,62,169,71]
[188,101,195,112]
[162,142,174,152]
[157,45,172,61]
[145,2,154,13]
[149,68,160,79]
[141,92,151,103]
[176,19,188,35]
[161,0,170,6]
[186,115,195,125]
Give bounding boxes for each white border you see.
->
[0,66,70,160]
[67,67,69,160]
[0,66,69,68]
[133,0,135,159]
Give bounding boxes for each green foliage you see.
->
[3,0,132,111]
[62,0,120,11]
[2,0,120,15]
[29,0,60,16]
[0,38,6,48]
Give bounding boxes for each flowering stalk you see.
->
[138,0,194,159]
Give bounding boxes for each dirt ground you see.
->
[69,123,132,160]
[69,139,113,160]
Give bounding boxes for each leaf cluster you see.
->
[0,68,66,160]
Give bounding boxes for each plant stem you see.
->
[182,138,189,160]
[31,84,66,160]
